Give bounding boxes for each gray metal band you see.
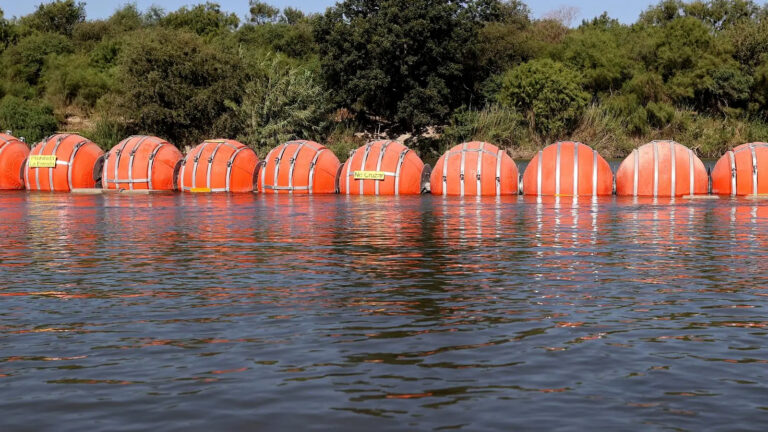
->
[358,142,374,195]
[307,148,324,194]
[261,147,277,192]
[374,141,391,196]
[263,185,311,191]
[105,179,151,184]
[573,142,579,196]
[459,142,467,196]
[147,142,165,190]
[750,143,758,196]
[441,149,449,196]
[66,141,87,191]
[394,148,409,196]
[272,143,291,194]
[476,142,484,195]
[287,141,305,194]
[633,149,639,197]
[555,142,561,196]
[652,141,659,198]
[114,136,138,189]
[49,135,66,191]
[670,141,677,197]
[191,142,207,190]
[344,149,352,195]
[592,149,598,197]
[728,150,736,196]
[225,147,248,192]
[206,141,224,190]
[495,149,502,196]
[536,150,543,197]
[688,148,694,196]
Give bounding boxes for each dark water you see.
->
[1,192,768,431]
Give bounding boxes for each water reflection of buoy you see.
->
[178,139,259,193]
[339,141,427,195]
[24,134,104,192]
[259,140,340,194]
[0,133,29,190]
[616,141,708,197]
[522,141,612,196]
[102,136,182,191]
[430,142,518,196]
[711,143,768,196]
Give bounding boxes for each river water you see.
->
[1,192,767,431]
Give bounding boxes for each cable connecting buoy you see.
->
[430,142,518,196]
[260,140,340,194]
[682,195,719,200]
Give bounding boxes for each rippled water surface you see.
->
[2,192,768,431]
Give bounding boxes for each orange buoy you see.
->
[259,140,341,194]
[24,134,104,192]
[430,142,518,196]
[711,143,768,196]
[178,139,259,193]
[0,133,29,190]
[339,140,427,195]
[522,141,613,196]
[102,136,182,191]
[615,140,708,197]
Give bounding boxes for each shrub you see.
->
[496,59,589,138]
[0,96,58,143]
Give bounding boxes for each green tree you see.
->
[497,59,589,138]
[162,2,239,36]
[249,1,279,24]
[228,52,329,152]
[19,0,85,36]
[315,0,500,132]
[0,96,58,142]
[113,28,242,145]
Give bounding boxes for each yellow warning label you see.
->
[28,155,58,168]
[354,171,386,181]
[189,187,211,193]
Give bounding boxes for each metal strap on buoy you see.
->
[286,141,305,194]
[261,146,277,192]
[272,142,291,194]
[495,149,504,197]
[394,147,409,196]
[688,147,694,196]
[592,149,598,197]
[459,142,467,196]
[536,150,543,197]
[669,141,676,197]
[48,135,66,191]
[632,148,639,197]
[374,141,391,196]
[307,148,325,195]
[555,142,561,196]
[224,146,249,192]
[750,143,758,196]
[441,147,449,196]
[476,142,485,195]
[573,142,579,196]
[66,140,87,191]
[344,146,352,195]
[204,141,224,190]
[358,142,374,195]
[652,141,659,198]
[728,150,736,196]
[146,141,166,190]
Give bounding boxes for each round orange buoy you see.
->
[102,136,182,191]
[430,142,518,196]
[178,139,259,193]
[615,140,708,197]
[339,141,427,195]
[522,141,613,196]
[0,133,29,190]
[259,140,341,194]
[24,134,104,192]
[711,143,768,196]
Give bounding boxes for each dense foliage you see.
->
[0,0,766,160]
